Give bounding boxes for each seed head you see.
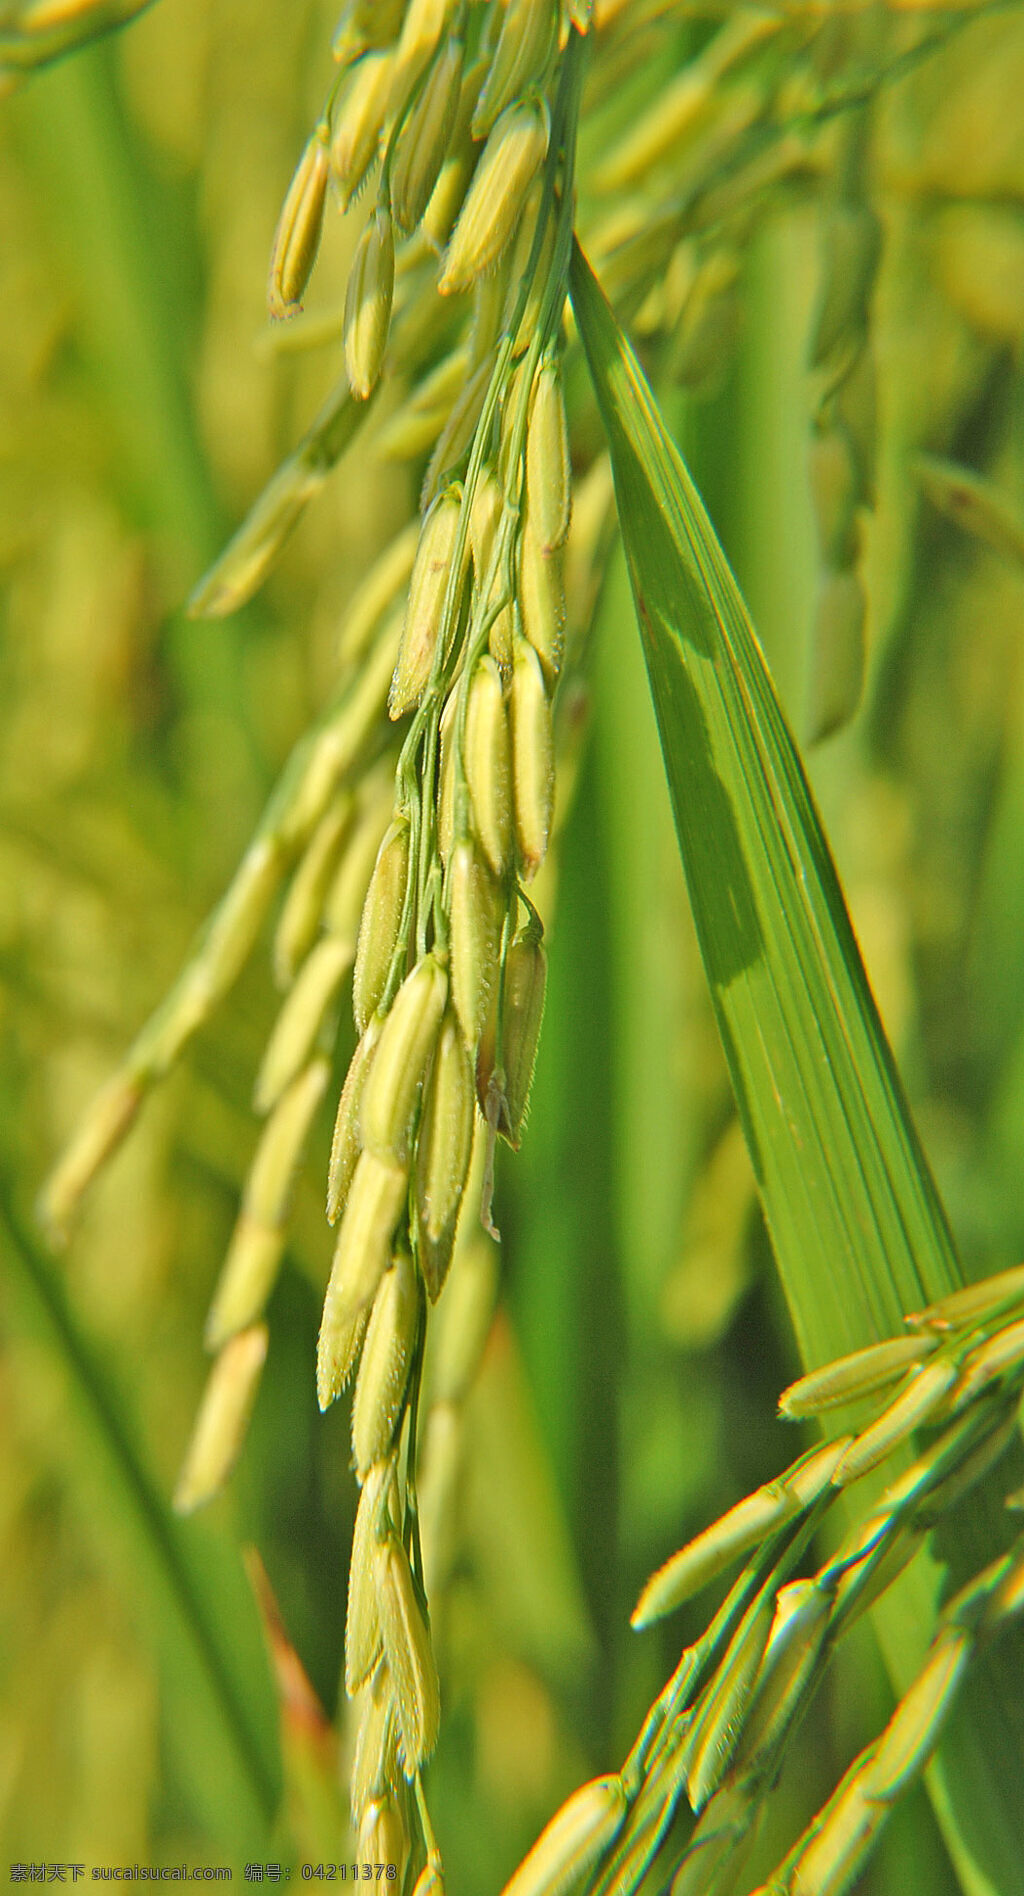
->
[350,1661,400,1823]
[390,487,466,718]
[345,206,396,401]
[324,778,394,949]
[526,356,572,553]
[174,1326,268,1515]
[422,355,494,508]
[415,1008,475,1299]
[255,936,353,1112]
[467,468,515,674]
[334,0,404,60]
[518,521,566,683]
[345,1459,396,1695]
[469,465,503,582]
[375,350,470,463]
[472,0,557,140]
[908,1263,1024,1335]
[470,262,511,370]
[505,186,557,356]
[318,1151,409,1407]
[137,836,283,1074]
[351,1250,420,1476]
[465,654,513,878]
[499,1775,628,1896]
[268,125,330,320]
[41,1070,142,1244]
[353,815,411,1033]
[439,96,550,296]
[832,1356,959,1486]
[359,1794,409,1876]
[330,51,395,204]
[389,0,457,122]
[278,626,400,851]
[328,1015,385,1225]
[337,520,421,667]
[206,1058,330,1346]
[411,1856,446,1896]
[864,1628,970,1803]
[779,1334,937,1420]
[391,34,464,235]
[683,1593,776,1810]
[360,954,449,1161]
[421,56,489,252]
[733,1580,833,1778]
[789,1768,876,1896]
[417,1402,461,1595]
[955,1316,1024,1407]
[632,1482,793,1628]
[510,638,554,881]
[205,1217,282,1354]
[497,353,533,494]
[273,799,353,988]
[479,930,546,1147]
[449,838,504,1054]
[377,1533,441,1772]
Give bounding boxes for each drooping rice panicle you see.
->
[512,1271,1024,1895]
[37,2,1024,1878]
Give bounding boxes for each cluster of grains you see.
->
[497,1262,1024,1896]
[175,5,976,643]
[46,0,584,1874]
[751,1536,1024,1896]
[265,16,598,1853]
[344,1129,500,1874]
[307,8,583,1849]
[185,4,884,638]
[37,3,1009,1882]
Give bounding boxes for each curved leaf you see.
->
[0,1177,281,1851]
[571,239,1024,1896]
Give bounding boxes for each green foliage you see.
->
[4,4,1024,1892]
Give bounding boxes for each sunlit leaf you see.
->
[571,239,1024,1896]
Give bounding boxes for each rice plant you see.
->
[4,2,1024,1892]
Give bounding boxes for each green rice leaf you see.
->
[0,1176,281,1850]
[571,239,1024,1896]
[570,239,958,1359]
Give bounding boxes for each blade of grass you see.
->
[0,1174,281,1850]
[571,239,1024,1896]
[571,243,959,1360]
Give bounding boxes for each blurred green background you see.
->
[3,4,1024,1889]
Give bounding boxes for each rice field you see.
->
[3,4,1024,1892]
